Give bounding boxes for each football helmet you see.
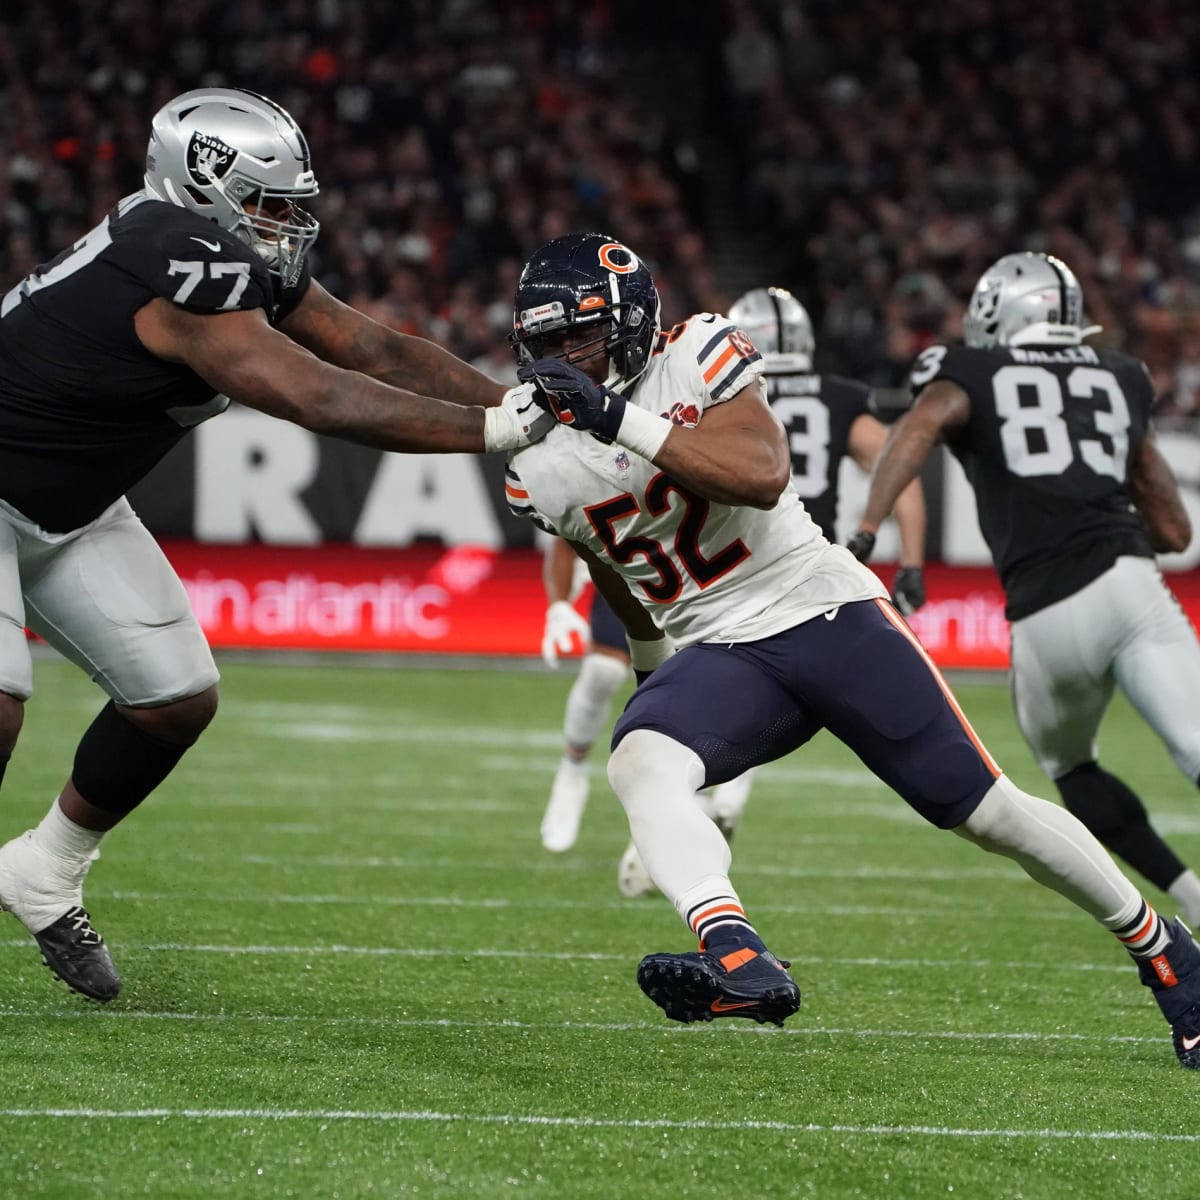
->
[963,252,1101,349]
[144,88,320,288]
[728,286,814,373]
[509,233,661,387]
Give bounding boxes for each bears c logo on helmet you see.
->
[598,242,639,274]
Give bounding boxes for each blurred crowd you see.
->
[2,0,1199,420]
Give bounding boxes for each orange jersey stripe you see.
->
[874,598,1001,778]
[504,482,529,501]
[702,343,737,383]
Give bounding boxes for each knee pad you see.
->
[73,701,196,814]
[563,653,629,750]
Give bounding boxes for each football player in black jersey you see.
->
[729,286,928,617]
[0,88,549,1003]
[851,251,1200,933]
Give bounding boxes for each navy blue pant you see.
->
[590,592,628,653]
[612,599,999,829]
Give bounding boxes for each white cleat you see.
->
[617,839,657,898]
[540,760,589,853]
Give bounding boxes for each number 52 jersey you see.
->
[909,342,1154,619]
[504,313,886,647]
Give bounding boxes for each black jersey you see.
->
[765,372,872,540]
[909,342,1154,619]
[0,190,311,532]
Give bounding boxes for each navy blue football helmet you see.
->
[509,233,661,386]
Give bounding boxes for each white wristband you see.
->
[615,404,672,461]
[482,398,519,453]
[626,633,675,672]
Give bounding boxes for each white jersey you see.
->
[505,313,885,647]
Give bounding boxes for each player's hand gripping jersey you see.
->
[0,190,310,533]
[506,314,885,646]
[910,342,1154,619]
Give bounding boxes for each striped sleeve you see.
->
[504,465,534,519]
[694,317,765,403]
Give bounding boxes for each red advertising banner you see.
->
[159,542,1200,670]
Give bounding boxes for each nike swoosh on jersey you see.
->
[1182,1031,1200,1052]
[190,237,221,252]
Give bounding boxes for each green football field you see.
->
[1,654,1198,1199]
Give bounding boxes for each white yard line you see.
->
[0,1107,1192,1142]
[0,1009,1160,1046]
[0,939,1135,973]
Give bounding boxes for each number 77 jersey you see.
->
[505,313,886,647]
[909,341,1156,619]
[0,188,310,534]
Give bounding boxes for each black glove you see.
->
[891,566,926,616]
[844,529,876,563]
[517,357,627,443]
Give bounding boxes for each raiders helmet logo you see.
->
[186,131,236,186]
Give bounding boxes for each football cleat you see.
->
[1135,916,1200,1069]
[637,946,800,1027]
[0,829,121,1002]
[617,839,656,898]
[540,760,589,853]
[33,907,121,1003]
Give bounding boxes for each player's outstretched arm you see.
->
[134,299,543,453]
[848,414,926,567]
[278,279,507,408]
[1127,432,1192,553]
[857,380,969,539]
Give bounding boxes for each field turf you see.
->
[1,654,1198,1198]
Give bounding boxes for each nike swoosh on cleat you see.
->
[710,998,758,1014]
[1182,1032,1200,1052]
[190,237,222,251]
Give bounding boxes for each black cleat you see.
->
[637,946,800,1027]
[1135,917,1200,1069]
[34,906,121,1003]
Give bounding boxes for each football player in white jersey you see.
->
[502,232,1200,1067]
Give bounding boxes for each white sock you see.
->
[1168,869,1200,928]
[607,729,731,903]
[31,799,104,868]
[563,653,629,750]
[955,774,1140,921]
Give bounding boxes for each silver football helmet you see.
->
[963,252,1101,349]
[144,88,319,288]
[728,286,814,373]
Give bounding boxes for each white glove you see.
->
[541,600,591,667]
[482,384,556,452]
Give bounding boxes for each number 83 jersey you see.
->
[506,313,886,647]
[0,189,310,533]
[910,341,1154,619]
